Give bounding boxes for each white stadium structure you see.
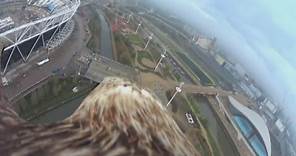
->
[0,0,80,74]
[228,96,271,156]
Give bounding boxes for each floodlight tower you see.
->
[0,0,80,74]
[126,14,132,23]
[135,0,139,6]
[144,34,153,50]
[192,33,199,43]
[192,34,196,42]
[166,82,184,107]
[154,48,166,71]
[135,21,142,33]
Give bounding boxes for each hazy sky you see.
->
[148,0,296,119]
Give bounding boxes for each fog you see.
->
[146,0,296,123]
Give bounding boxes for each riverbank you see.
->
[194,95,240,156]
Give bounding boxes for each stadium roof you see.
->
[228,96,271,156]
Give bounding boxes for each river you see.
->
[97,9,113,59]
[196,96,239,156]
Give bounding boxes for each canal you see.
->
[195,96,239,156]
[97,9,113,59]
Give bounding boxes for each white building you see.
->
[228,96,271,156]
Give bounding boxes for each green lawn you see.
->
[16,76,97,120]
[114,33,135,66]
[87,18,101,53]
[127,34,144,46]
[176,52,215,86]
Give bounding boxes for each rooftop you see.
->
[229,96,271,156]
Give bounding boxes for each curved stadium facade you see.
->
[228,96,271,156]
[0,0,80,74]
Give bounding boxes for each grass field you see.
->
[15,76,97,121]
[127,34,145,47]
[86,6,101,53]
[114,33,135,66]
[137,51,155,70]
[87,18,101,52]
[176,52,214,86]
[165,90,217,156]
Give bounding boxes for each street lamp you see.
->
[144,34,153,50]
[135,21,142,33]
[154,48,166,71]
[167,82,184,107]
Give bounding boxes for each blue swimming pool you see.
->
[233,116,254,137]
[233,116,267,156]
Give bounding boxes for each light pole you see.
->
[135,0,139,6]
[135,21,142,33]
[192,33,199,43]
[46,48,50,59]
[192,33,198,42]
[154,48,166,71]
[167,82,184,107]
[126,14,132,23]
[77,64,81,76]
[144,34,153,50]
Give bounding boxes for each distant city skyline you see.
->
[148,0,296,124]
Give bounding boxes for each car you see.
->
[185,112,195,124]
[36,58,49,66]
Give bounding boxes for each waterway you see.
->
[196,96,239,156]
[97,9,113,59]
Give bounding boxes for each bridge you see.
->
[79,54,229,97]
[82,54,138,83]
[181,84,232,96]
[163,82,233,97]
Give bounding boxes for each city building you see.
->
[214,54,226,66]
[260,99,278,124]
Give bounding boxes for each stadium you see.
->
[228,96,271,156]
[0,0,80,74]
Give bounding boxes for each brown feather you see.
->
[0,77,200,156]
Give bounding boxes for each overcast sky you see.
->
[148,0,296,121]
